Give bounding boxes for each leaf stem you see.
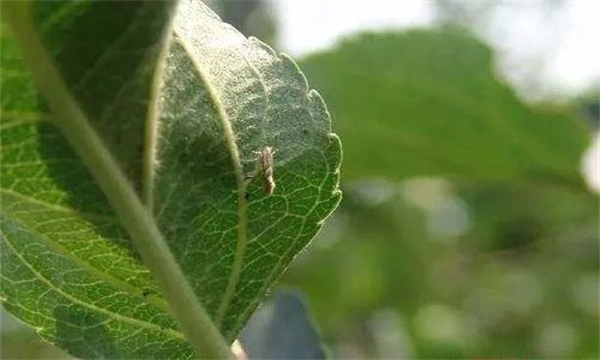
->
[2,3,233,359]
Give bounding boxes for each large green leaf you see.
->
[300,29,590,189]
[0,1,341,358]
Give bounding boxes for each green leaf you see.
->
[300,29,590,189]
[156,0,341,340]
[0,1,341,358]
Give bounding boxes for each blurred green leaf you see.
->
[1,0,341,358]
[283,180,598,358]
[301,29,591,189]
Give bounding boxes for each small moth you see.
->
[254,146,276,196]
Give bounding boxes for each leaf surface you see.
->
[0,1,341,358]
[156,1,341,340]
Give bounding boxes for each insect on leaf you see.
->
[0,0,342,358]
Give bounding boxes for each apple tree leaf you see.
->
[0,1,341,358]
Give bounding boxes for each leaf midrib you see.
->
[170,35,249,330]
[3,3,234,356]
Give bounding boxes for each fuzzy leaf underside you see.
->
[0,1,341,358]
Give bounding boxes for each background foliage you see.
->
[2,0,598,359]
